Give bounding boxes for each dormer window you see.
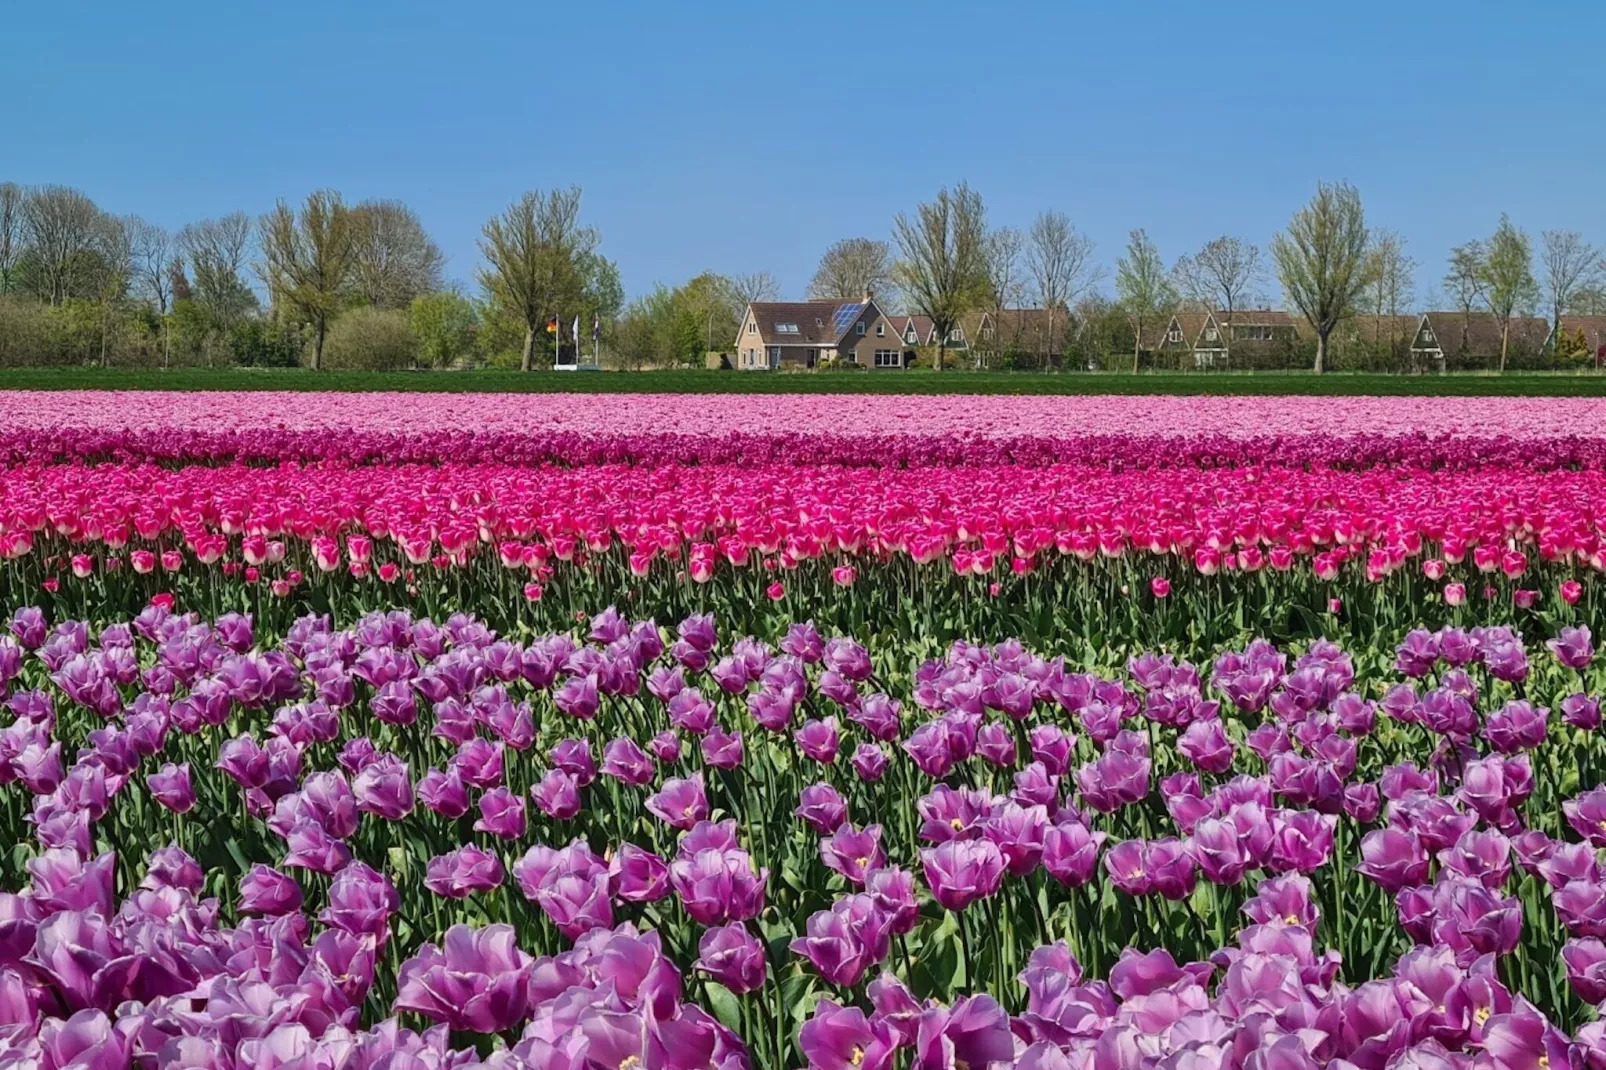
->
[855,322,866,335]
[905,330,916,344]
[776,323,799,334]
[949,328,964,342]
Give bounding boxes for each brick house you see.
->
[1152,308,1301,368]
[964,308,1074,365]
[733,298,913,370]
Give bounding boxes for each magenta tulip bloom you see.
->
[1549,626,1595,671]
[1028,724,1073,776]
[415,766,470,818]
[1565,938,1606,1004]
[920,839,1005,912]
[1178,719,1234,774]
[393,924,533,1033]
[701,726,744,769]
[914,995,1014,1070]
[795,717,841,764]
[697,923,767,994]
[976,721,1017,768]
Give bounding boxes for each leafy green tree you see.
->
[1272,182,1373,375]
[1476,215,1539,373]
[477,188,599,371]
[893,182,989,372]
[410,290,481,368]
[320,306,417,370]
[1115,229,1176,372]
[258,190,358,370]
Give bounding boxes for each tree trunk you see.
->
[521,326,535,372]
[1499,323,1510,374]
[1131,323,1141,374]
[1313,331,1327,375]
[312,318,325,370]
[933,335,944,373]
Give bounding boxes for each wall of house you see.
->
[734,310,767,371]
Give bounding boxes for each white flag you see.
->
[572,315,581,343]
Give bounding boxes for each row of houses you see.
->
[733,297,1606,370]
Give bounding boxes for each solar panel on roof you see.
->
[832,304,864,333]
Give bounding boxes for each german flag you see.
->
[545,316,559,334]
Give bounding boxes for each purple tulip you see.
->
[670,848,767,926]
[1565,938,1606,1004]
[602,737,656,786]
[975,721,1017,768]
[415,767,470,818]
[473,786,527,839]
[800,1000,895,1070]
[920,838,1005,912]
[550,737,597,785]
[1549,625,1595,670]
[796,782,848,834]
[1356,827,1430,893]
[1485,701,1549,753]
[1563,693,1602,731]
[790,896,891,987]
[238,864,304,916]
[424,845,504,898]
[146,762,195,814]
[1043,820,1104,887]
[1028,724,1073,775]
[609,843,671,903]
[321,861,399,942]
[531,768,583,820]
[851,743,889,782]
[1178,719,1234,773]
[352,755,413,820]
[795,717,841,764]
[865,867,920,934]
[393,924,533,1033]
[983,802,1049,876]
[701,726,744,769]
[649,729,682,763]
[914,995,1013,1070]
[697,923,767,994]
[646,773,709,830]
[821,823,886,885]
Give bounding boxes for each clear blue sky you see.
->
[7,0,1603,306]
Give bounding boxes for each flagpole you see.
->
[554,311,560,368]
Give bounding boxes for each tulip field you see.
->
[5,390,1606,1070]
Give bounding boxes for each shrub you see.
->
[318,307,418,370]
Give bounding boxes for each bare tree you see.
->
[21,185,101,305]
[1173,236,1262,360]
[808,238,892,301]
[1477,215,1539,373]
[477,187,597,371]
[350,199,445,309]
[983,227,1027,308]
[1364,229,1415,360]
[0,183,21,296]
[893,181,988,372]
[127,218,174,313]
[1115,229,1176,373]
[1026,211,1098,369]
[180,212,257,328]
[1443,241,1485,357]
[727,270,780,309]
[1540,230,1602,340]
[1271,182,1372,375]
[258,190,358,370]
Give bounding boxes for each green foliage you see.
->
[319,306,418,370]
[409,291,481,369]
[228,319,304,368]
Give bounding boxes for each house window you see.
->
[845,347,859,364]
[1204,328,1218,342]
[981,326,994,341]
[874,349,901,368]
[905,330,917,344]
[776,323,798,334]
[746,322,756,334]
[1166,328,1182,343]
[855,322,866,335]
[768,347,781,364]
[875,322,885,337]
[950,328,964,342]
